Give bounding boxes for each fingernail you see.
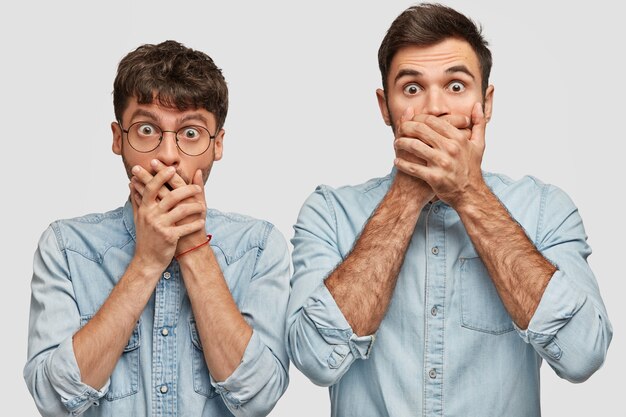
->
[151,159,159,168]
[131,166,140,174]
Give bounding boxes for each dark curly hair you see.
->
[113,40,228,130]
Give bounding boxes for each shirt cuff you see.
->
[211,330,278,408]
[47,336,109,413]
[303,282,375,361]
[515,270,587,357]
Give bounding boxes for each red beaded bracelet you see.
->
[175,234,212,260]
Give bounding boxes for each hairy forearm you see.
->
[325,173,432,336]
[73,259,159,389]
[456,183,556,329]
[179,245,253,382]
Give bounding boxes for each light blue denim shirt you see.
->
[287,171,612,417]
[25,201,290,417]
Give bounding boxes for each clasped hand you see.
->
[129,160,207,272]
[393,102,487,208]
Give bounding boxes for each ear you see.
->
[112,121,123,155]
[376,88,392,126]
[213,128,225,161]
[483,85,494,123]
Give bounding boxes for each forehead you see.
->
[122,96,216,127]
[388,38,481,82]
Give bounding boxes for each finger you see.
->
[130,165,168,201]
[470,102,486,147]
[140,165,176,204]
[151,159,187,190]
[166,202,206,225]
[397,120,445,148]
[173,218,207,239]
[393,156,432,182]
[160,185,203,212]
[401,107,415,123]
[417,114,470,142]
[130,177,147,197]
[192,169,203,187]
[438,114,470,129]
[395,137,438,164]
[192,169,206,203]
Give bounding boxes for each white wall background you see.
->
[1,1,623,415]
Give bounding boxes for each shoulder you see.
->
[483,172,579,240]
[206,208,287,264]
[301,173,393,218]
[484,171,572,205]
[46,206,131,262]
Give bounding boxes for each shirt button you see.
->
[429,369,437,379]
[159,384,168,394]
[431,246,439,255]
[163,272,171,280]
[431,306,438,316]
[161,328,169,336]
[433,205,440,213]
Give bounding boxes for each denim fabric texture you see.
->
[287,170,612,417]
[25,201,290,417]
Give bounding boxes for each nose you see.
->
[155,130,181,168]
[422,89,449,117]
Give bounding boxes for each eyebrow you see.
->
[393,65,476,84]
[178,113,210,126]
[445,65,475,79]
[394,69,423,84]
[128,109,160,123]
[127,109,210,127]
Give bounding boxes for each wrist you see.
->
[176,234,212,260]
[391,172,434,207]
[452,179,492,214]
[127,256,165,283]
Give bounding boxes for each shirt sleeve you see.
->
[23,224,109,416]
[515,184,613,383]
[212,226,291,417]
[286,187,375,388]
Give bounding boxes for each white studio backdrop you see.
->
[1,1,623,416]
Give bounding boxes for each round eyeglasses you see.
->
[120,121,216,156]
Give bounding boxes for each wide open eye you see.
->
[447,81,466,93]
[136,123,159,137]
[180,127,201,141]
[403,83,422,95]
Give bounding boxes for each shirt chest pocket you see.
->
[459,254,515,335]
[189,318,219,398]
[79,315,141,401]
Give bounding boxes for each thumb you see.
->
[401,106,415,123]
[470,102,486,147]
[193,169,204,186]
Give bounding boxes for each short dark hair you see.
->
[378,3,492,95]
[113,40,228,130]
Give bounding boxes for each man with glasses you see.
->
[287,4,612,416]
[24,41,290,417]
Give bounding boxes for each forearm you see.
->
[179,244,253,382]
[73,259,159,389]
[456,182,556,329]
[325,172,432,335]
